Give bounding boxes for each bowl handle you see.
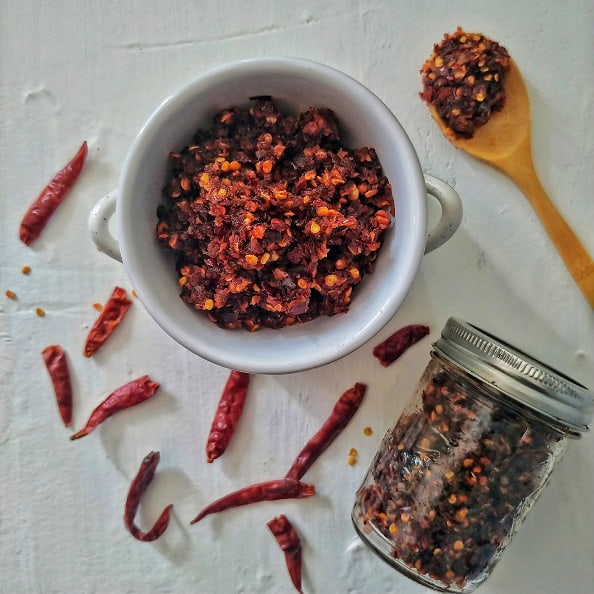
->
[88,190,122,262]
[423,175,463,254]
[89,179,461,262]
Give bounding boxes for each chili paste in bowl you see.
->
[420,27,510,138]
[156,98,394,331]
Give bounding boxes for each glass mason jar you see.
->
[352,317,594,593]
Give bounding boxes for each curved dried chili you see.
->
[83,286,132,357]
[70,375,159,440]
[190,478,315,524]
[124,451,173,542]
[41,345,73,426]
[20,141,88,246]
[372,324,430,367]
[206,370,251,463]
[285,382,367,481]
[267,514,304,593]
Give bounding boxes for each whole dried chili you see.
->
[124,451,173,542]
[41,345,73,426]
[206,370,251,463]
[267,515,303,594]
[70,375,159,440]
[372,324,430,367]
[83,286,132,357]
[190,478,315,524]
[285,382,367,481]
[19,141,88,246]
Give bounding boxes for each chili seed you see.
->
[5,289,16,299]
[35,307,45,317]
[21,265,31,274]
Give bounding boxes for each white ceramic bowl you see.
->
[89,57,462,374]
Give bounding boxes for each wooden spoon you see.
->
[428,60,594,308]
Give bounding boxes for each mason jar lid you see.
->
[433,317,594,433]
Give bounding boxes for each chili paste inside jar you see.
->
[156,98,394,331]
[353,317,594,593]
[420,28,510,138]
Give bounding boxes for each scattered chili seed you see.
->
[373,324,430,367]
[5,290,16,300]
[347,456,357,466]
[83,286,132,357]
[190,478,315,524]
[420,28,510,138]
[35,307,45,317]
[21,265,31,275]
[157,99,394,330]
[267,515,304,594]
[285,382,367,480]
[124,451,173,542]
[93,302,103,311]
[131,290,138,298]
[19,141,88,246]
[41,345,73,427]
[206,370,251,463]
[70,375,159,440]
[363,426,373,436]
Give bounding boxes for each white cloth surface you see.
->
[1,1,593,593]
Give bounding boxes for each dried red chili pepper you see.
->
[70,375,159,440]
[267,514,303,594]
[206,370,251,463]
[372,324,430,367]
[190,478,315,524]
[83,286,132,357]
[41,345,73,426]
[124,451,173,542]
[285,382,367,481]
[19,141,88,246]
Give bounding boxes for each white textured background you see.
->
[1,1,593,593]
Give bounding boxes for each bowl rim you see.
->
[117,56,427,374]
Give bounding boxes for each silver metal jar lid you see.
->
[433,317,594,433]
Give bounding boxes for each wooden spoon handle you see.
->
[497,143,594,308]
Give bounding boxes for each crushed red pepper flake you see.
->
[420,27,510,138]
[157,98,394,330]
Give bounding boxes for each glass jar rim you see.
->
[433,318,594,432]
